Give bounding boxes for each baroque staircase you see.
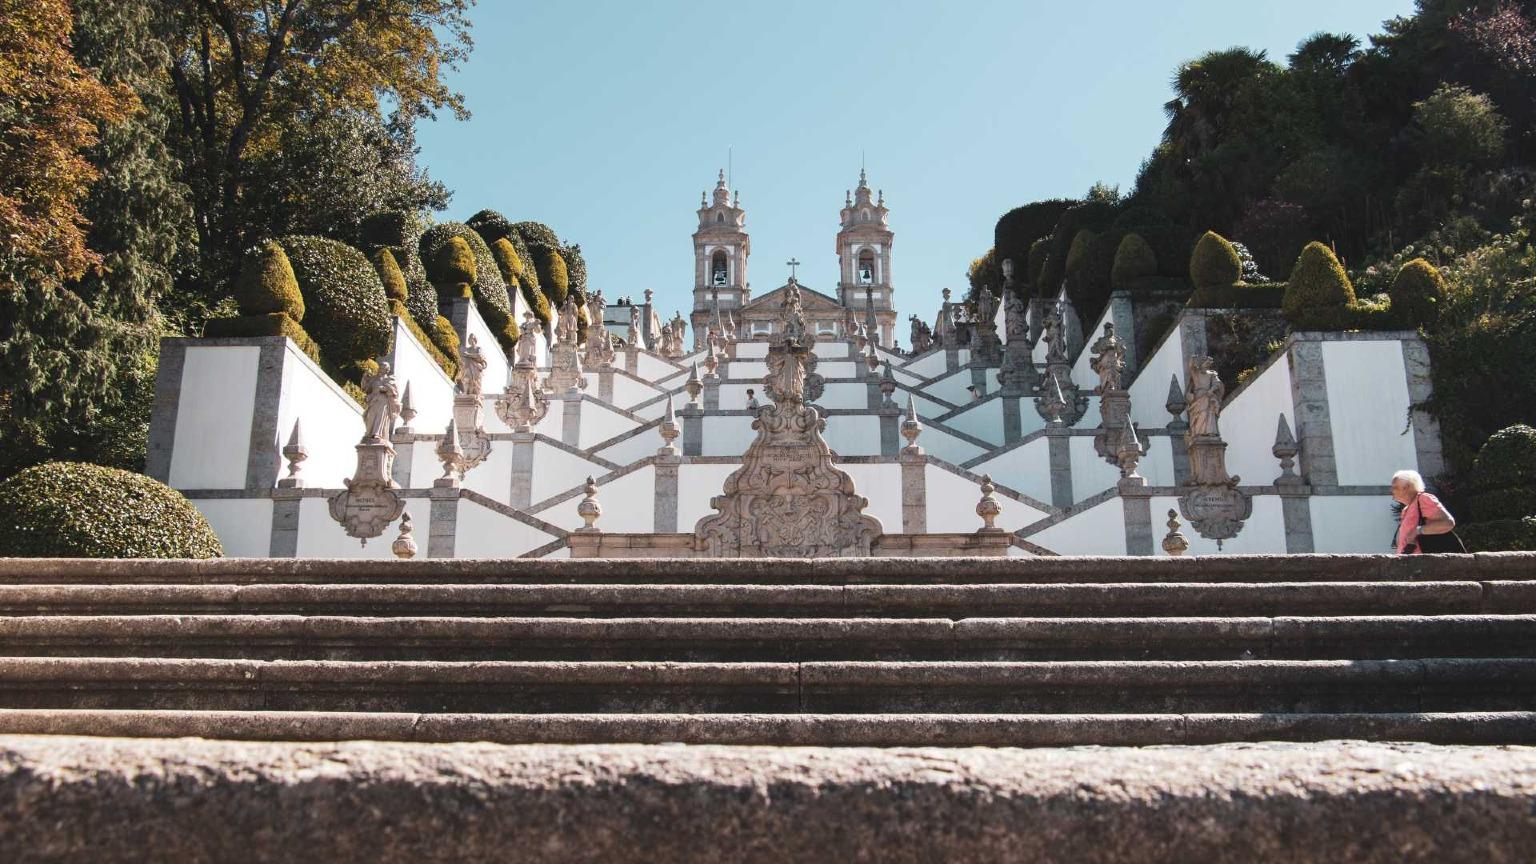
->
[0,553,1533,747]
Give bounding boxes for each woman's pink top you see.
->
[1396,492,1447,554]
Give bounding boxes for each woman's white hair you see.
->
[1392,469,1426,492]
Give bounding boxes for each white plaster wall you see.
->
[817,361,859,379]
[919,425,986,466]
[1151,494,1288,556]
[903,350,949,379]
[577,401,642,449]
[819,383,869,410]
[942,398,1004,446]
[970,438,1052,506]
[717,384,757,409]
[634,351,679,379]
[1010,399,1047,439]
[1323,340,1418,486]
[839,463,903,532]
[631,397,673,421]
[459,440,514,503]
[922,465,1047,533]
[728,361,768,379]
[193,498,273,558]
[924,368,976,406]
[822,415,881,456]
[1029,498,1128,555]
[701,416,757,455]
[529,441,614,504]
[169,345,260,489]
[817,342,851,359]
[271,344,366,490]
[296,497,397,559]
[593,425,665,465]
[610,374,662,409]
[677,463,740,529]
[388,318,454,432]
[1310,495,1398,554]
[734,342,769,359]
[454,499,563,557]
[1127,323,1185,429]
[1070,435,1122,503]
[1070,303,1116,391]
[1221,354,1294,488]
[1137,436,1176,487]
[533,466,655,533]
[462,306,510,399]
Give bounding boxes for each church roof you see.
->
[743,280,844,312]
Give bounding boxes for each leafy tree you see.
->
[1414,83,1508,167]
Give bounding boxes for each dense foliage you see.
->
[419,222,519,353]
[279,235,393,380]
[0,462,222,558]
[1462,424,1536,551]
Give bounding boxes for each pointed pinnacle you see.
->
[286,418,303,447]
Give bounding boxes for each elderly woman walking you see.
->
[1391,469,1464,554]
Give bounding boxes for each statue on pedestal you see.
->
[361,362,401,444]
[456,334,487,398]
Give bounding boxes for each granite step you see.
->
[2,615,1534,661]
[1,553,1530,586]
[0,657,1530,714]
[1,580,1530,617]
[1,707,1533,746]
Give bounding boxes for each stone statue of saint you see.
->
[782,282,807,347]
[1089,323,1125,394]
[1185,355,1225,438]
[515,312,540,365]
[1003,290,1028,342]
[361,361,401,443]
[588,290,606,328]
[1041,309,1068,365]
[975,287,996,326]
[556,296,579,344]
[628,306,642,345]
[456,333,487,397]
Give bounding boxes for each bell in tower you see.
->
[691,169,751,349]
[836,168,895,346]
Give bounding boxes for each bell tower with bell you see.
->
[691,169,750,347]
[836,167,895,345]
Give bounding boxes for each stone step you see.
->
[1,707,1533,747]
[3,553,1530,586]
[1,581,1531,617]
[2,615,1534,661]
[0,657,1530,714]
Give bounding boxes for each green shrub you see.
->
[492,237,552,325]
[1190,231,1243,290]
[0,462,223,558]
[562,243,587,298]
[533,245,570,307]
[1065,229,1097,276]
[204,312,322,362]
[1025,237,1051,291]
[1188,282,1288,309]
[1283,241,1358,328]
[1390,258,1448,326]
[278,235,393,377]
[419,222,518,355]
[511,221,562,252]
[994,200,1075,290]
[372,248,409,303]
[233,240,304,320]
[1112,234,1157,290]
[360,211,414,249]
[369,247,456,379]
[1462,517,1536,552]
[466,208,514,243]
[429,236,477,292]
[1038,202,1119,298]
[1469,424,1536,519]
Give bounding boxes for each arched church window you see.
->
[716,212,724,224]
[711,250,729,287]
[861,210,871,223]
[857,249,875,285]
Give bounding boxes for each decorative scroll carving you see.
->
[695,281,882,558]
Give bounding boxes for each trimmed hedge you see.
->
[419,222,519,355]
[373,248,409,303]
[1038,202,1119,298]
[431,236,477,294]
[372,249,456,380]
[204,312,323,362]
[279,235,394,379]
[0,462,223,558]
[1389,258,1448,326]
[1111,234,1157,290]
[1188,282,1288,309]
[1026,237,1051,290]
[511,221,562,252]
[563,243,588,299]
[492,237,552,325]
[1190,231,1243,290]
[466,208,514,243]
[1463,420,1536,551]
[234,241,304,320]
[533,245,570,307]
[360,211,414,249]
[994,200,1074,291]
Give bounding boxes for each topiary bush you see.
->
[233,240,304,320]
[492,237,552,325]
[0,462,223,558]
[429,236,477,297]
[372,249,456,380]
[1025,236,1051,292]
[1112,233,1157,291]
[533,245,570,307]
[1462,425,1536,551]
[373,248,409,303]
[511,221,562,253]
[1037,202,1119,298]
[466,208,514,243]
[562,243,588,298]
[994,200,1075,291]
[1390,258,1448,327]
[1283,241,1359,328]
[419,222,518,355]
[1190,231,1244,290]
[279,235,393,380]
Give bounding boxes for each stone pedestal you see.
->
[327,441,406,544]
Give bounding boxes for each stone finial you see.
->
[392,510,418,559]
[1165,374,1188,430]
[685,362,703,405]
[879,363,897,407]
[398,382,417,432]
[279,418,307,488]
[976,474,1003,533]
[576,476,602,532]
[865,339,881,373]
[658,393,681,456]
[1274,414,1302,486]
[900,394,924,456]
[435,417,463,486]
[1117,422,1145,485]
[1162,509,1190,557]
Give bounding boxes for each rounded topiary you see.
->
[418,222,516,346]
[1026,236,1051,291]
[1390,258,1448,326]
[533,245,570,306]
[1190,231,1243,290]
[511,221,562,253]
[1111,233,1157,290]
[234,240,304,320]
[279,235,393,373]
[466,208,515,244]
[0,462,223,558]
[492,238,552,325]
[372,248,409,303]
[1065,229,1097,276]
[1283,241,1357,325]
[561,243,587,298]
[429,236,477,294]
[1470,424,1536,520]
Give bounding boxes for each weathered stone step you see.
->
[2,581,1528,617]
[3,615,1534,661]
[1,707,1533,746]
[3,553,1531,586]
[0,657,1529,714]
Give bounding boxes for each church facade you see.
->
[689,170,898,348]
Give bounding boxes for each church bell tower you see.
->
[836,169,895,345]
[691,170,750,347]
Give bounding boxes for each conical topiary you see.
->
[534,245,570,307]
[1283,241,1356,326]
[1190,231,1243,290]
[1111,233,1157,291]
[373,248,409,304]
[234,240,304,320]
[492,238,552,325]
[429,236,477,297]
[1390,258,1448,326]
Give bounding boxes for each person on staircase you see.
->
[1392,469,1462,554]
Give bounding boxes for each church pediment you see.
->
[744,281,844,312]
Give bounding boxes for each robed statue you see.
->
[1185,355,1225,438]
[361,361,401,443]
[456,333,488,397]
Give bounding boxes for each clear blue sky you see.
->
[417,0,1413,327]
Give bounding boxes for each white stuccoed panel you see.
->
[1070,434,1122,503]
[1151,494,1288,556]
[634,351,677,379]
[579,401,642,449]
[970,437,1052,507]
[610,373,662,409]
[822,415,882,457]
[1137,436,1176,487]
[593,425,665,465]
[273,345,365,489]
[818,383,868,410]
[1029,497,1128,555]
[194,498,273,557]
[1220,355,1294,488]
[170,346,260,489]
[1127,322,1185,429]
[902,350,949,379]
[533,466,655,534]
[388,318,454,432]
[924,368,976,406]
[918,425,986,466]
[461,306,509,399]
[1323,339,1417,486]
[701,415,756,455]
[1310,495,1398,554]
[454,498,563,557]
[734,342,769,359]
[838,463,904,531]
[1070,303,1116,390]
[296,498,397,559]
[943,398,1004,446]
[528,441,613,504]
[458,442,514,503]
[728,361,769,378]
[677,463,740,530]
